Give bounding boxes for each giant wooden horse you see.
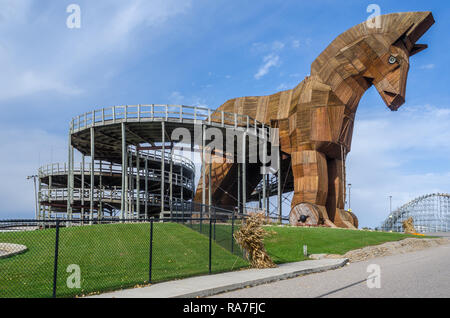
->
[194,12,434,228]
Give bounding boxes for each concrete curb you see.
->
[92,258,348,298]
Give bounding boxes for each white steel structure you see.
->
[381,193,450,233]
[36,104,277,222]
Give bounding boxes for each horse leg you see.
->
[326,158,358,228]
[289,150,335,227]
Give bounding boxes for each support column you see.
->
[277,145,282,223]
[99,160,103,220]
[121,123,126,221]
[208,160,212,216]
[237,163,241,214]
[161,122,165,217]
[67,133,73,221]
[128,151,133,219]
[242,132,247,215]
[37,177,42,221]
[169,146,173,218]
[81,155,85,221]
[48,175,53,219]
[124,150,129,220]
[180,164,184,219]
[262,138,267,216]
[258,190,262,210]
[90,127,95,224]
[136,151,140,219]
[202,124,206,215]
[266,175,270,218]
[70,144,74,220]
[145,158,149,219]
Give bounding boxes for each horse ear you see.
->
[405,12,434,45]
[409,44,428,56]
[392,12,434,48]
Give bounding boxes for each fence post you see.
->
[213,212,216,241]
[149,218,154,284]
[52,220,60,298]
[209,217,212,274]
[200,204,203,234]
[231,212,235,254]
[181,200,184,224]
[190,203,193,228]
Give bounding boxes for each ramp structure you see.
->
[38,148,195,220]
[36,105,272,221]
[381,194,450,233]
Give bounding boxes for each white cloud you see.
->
[254,54,280,80]
[0,0,32,26]
[104,0,192,47]
[420,64,435,70]
[272,41,285,51]
[0,0,192,101]
[251,40,286,54]
[347,104,450,227]
[0,70,82,100]
[276,83,292,91]
[0,127,67,218]
[169,91,185,104]
[292,40,300,48]
[168,91,208,107]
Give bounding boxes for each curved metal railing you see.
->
[39,189,235,217]
[38,162,195,191]
[40,188,172,204]
[70,104,269,137]
[128,147,195,174]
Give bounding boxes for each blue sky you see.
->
[0,0,449,227]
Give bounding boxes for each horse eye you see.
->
[388,56,397,64]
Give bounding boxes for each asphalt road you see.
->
[211,243,450,298]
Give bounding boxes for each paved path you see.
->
[91,258,348,298]
[211,244,450,298]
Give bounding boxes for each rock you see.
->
[321,238,450,263]
[0,243,28,259]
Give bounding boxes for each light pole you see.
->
[27,175,39,220]
[348,183,352,211]
[389,195,393,230]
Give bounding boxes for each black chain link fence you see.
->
[0,212,249,298]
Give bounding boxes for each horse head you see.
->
[370,12,435,111]
[311,12,434,112]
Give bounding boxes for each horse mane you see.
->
[311,11,434,77]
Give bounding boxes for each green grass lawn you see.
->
[0,222,248,298]
[0,222,424,298]
[186,222,242,256]
[264,226,423,263]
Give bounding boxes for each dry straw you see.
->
[402,217,416,235]
[233,213,277,269]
